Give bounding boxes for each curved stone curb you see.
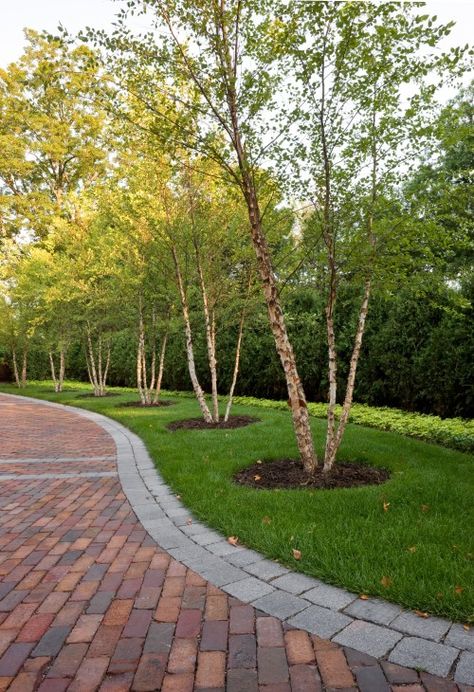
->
[3,392,473,685]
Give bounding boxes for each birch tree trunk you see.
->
[49,348,66,393]
[136,299,146,405]
[21,349,27,387]
[153,330,168,404]
[86,327,109,396]
[192,231,219,422]
[12,349,20,388]
[322,83,378,471]
[217,16,317,472]
[224,305,245,422]
[224,272,252,422]
[49,351,58,392]
[59,347,65,392]
[171,245,213,423]
[323,279,372,471]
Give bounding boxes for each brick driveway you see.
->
[0,394,467,691]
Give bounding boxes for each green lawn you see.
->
[1,380,473,623]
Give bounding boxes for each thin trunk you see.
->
[149,307,157,394]
[153,330,168,404]
[102,348,110,395]
[318,44,340,471]
[137,337,145,405]
[332,280,371,461]
[58,347,65,392]
[49,351,57,391]
[193,233,219,422]
[322,83,378,471]
[21,349,27,387]
[98,335,103,392]
[85,350,93,389]
[87,327,99,396]
[324,283,338,467]
[217,14,317,472]
[137,297,146,404]
[171,245,213,423]
[12,350,20,388]
[224,304,245,422]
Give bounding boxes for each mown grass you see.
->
[1,380,473,623]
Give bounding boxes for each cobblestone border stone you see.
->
[4,392,473,685]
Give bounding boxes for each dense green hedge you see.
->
[232,396,474,453]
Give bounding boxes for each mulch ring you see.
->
[234,458,390,490]
[167,415,260,431]
[119,400,174,408]
[76,392,122,398]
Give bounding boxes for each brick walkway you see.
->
[0,394,469,691]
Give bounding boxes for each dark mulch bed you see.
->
[76,392,121,399]
[119,400,174,408]
[167,415,260,431]
[234,458,390,490]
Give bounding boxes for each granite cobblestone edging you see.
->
[4,393,474,686]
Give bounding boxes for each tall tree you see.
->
[0,30,106,242]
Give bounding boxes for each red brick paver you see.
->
[0,395,461,690]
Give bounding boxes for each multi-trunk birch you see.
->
[96,0,318,471]
[281,1,467,470]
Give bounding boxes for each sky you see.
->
[0,0,473,68]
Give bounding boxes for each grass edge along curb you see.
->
[231,395,474,453]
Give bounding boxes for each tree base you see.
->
[120,400,174,408]
[167,415,260,431]
[234,458,390,490]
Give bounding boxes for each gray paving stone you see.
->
[191,531,223,546]
[271,572,322,595]
[388,636,459,677]
[201,565,248,588]
[224,577,274,601]
[304,583,356,610]
[171,515,193,527]
[390,611,451,642]
[206,541,243,557]
[166,506,193,518]
[333,620,403,658]
[455,651,474,685]
[343,598,402,625]
[287,605,352,639]
[134,506,165,521]
[168,545,211,562]
[151,487,175,498]
[446,624,474,652]
[146,528,191,549]
[244,559,289,581]
[226,549,262,567]
[181,522,212,536]
[252,591,309,619]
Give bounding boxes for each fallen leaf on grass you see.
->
[380,576,392,588]
[421,504,430,512]
[256,459,262,465]
[262,516,272,525]
[407,546,417,553]
[414,610,429,618]
[292,549,302,560]
[383,501,390,512]
[455,586,464,595]
[227,536,239,546]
